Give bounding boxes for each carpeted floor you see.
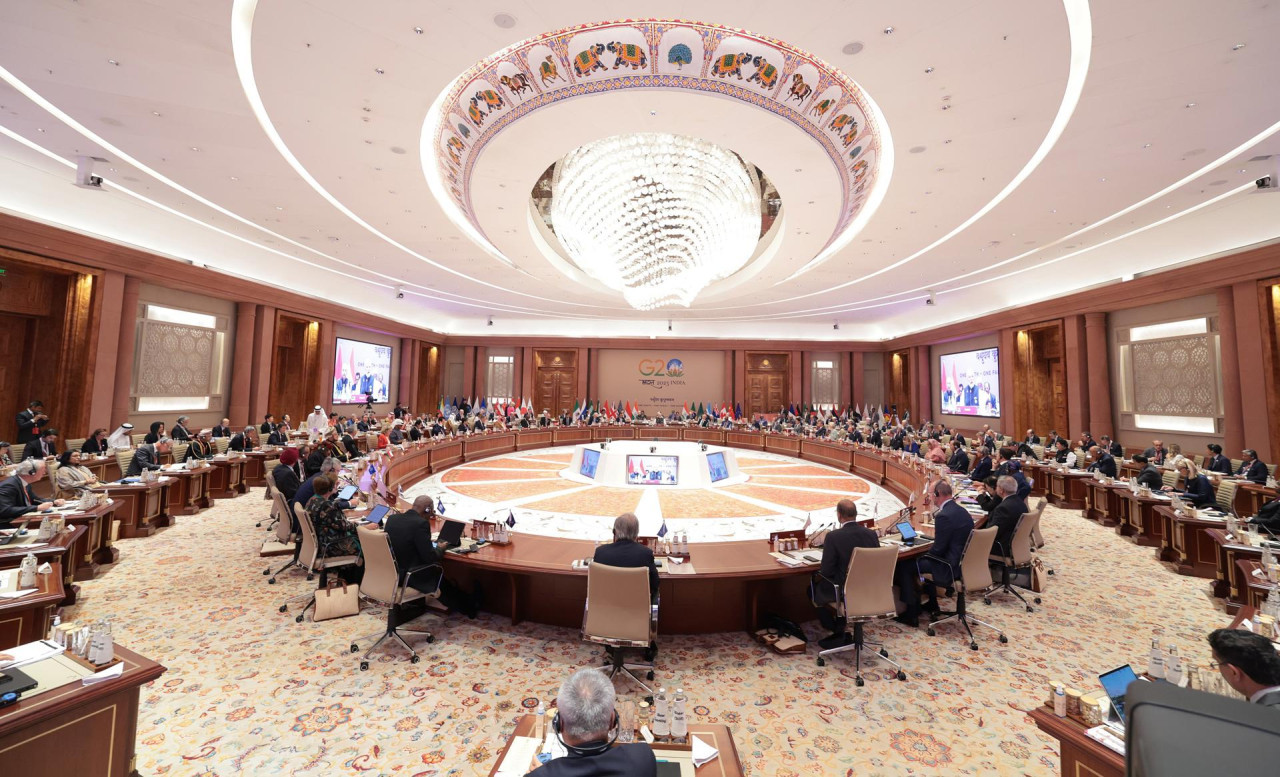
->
[63,486,1233,776]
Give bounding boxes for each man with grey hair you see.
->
[528,668,656,776]
[989,474,1028,558]
[592,513,658,599]
[170,415,192,442]
[0,459,60,525]
[126,437,170,476]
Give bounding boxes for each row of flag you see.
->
[434,396,908,423]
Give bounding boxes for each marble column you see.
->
[110,276,141,426]
[227,302,256,424]
[1084,312,1113,438]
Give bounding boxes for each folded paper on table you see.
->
[691,734,719,767]
[0,588,38,599]
[83,661,124,684]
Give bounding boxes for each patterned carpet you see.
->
[63,485,1234,776]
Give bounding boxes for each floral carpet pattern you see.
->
[65,485,1235,776]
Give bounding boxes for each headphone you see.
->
[551,710,619,756]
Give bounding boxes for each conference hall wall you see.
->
[595,349,727,416]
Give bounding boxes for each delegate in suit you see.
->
[912,481,975,621]
[810,499,880,649]
[382,496,479,618]
[592,513,659,600]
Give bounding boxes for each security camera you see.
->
[1257,175,1279,191]
[394,285,404,299]
[925,290,936,306]
[667,320,673,332]
[487,316,494,326]
[833,321,840,330]
[74,155,107,189]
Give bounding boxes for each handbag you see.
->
[1030,556,1048,594]
[313,578,360,621]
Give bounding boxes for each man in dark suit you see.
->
[1207,628,1280,708]
[1087,445,1118,478]
[994,447,1016,478]
[1023,429,1041,445]
[21,429,58,461]
[1133,454,1163,490]
[229,426,255,452]
[383,496,478,617]
[593,513,658,600]
[915,481,974,621]
[259,414,277,437]
[212,418,232,438]
[528,669,658,777]
[15,400,48,445]
[1205,444,1232,474]
[170,415,192,442]
[809,499,880,647]
[947,441,970,473]
[1143,439,1167,466]
[1237,449,1269,485]
[0,459,58,525]
[988,476,1027,557]
[126,438,171,476]
[970,447,993,482]
[1100,435,1124,458]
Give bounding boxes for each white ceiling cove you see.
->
[0,1,1278,341]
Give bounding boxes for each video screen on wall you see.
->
[939,347,1001,418]
[627,455,679,485]
[580,448,600,479]
[706,452,729,483]
[332,337,393,405]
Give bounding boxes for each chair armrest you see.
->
[922,553,957,575]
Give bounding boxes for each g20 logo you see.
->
[638,358,685,377]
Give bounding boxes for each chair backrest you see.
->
[1029,498,1047,547]
[583,563,652,644]
[1215,479,1238,513]
[1031,444,1045,459]
[263,467,279,498]
[1231,458,1243,472]
[172,442,189,462]
[131,433,147,446]
[115,450,133,473]
[214,437,230,454]
[959,526,999,592]
[67,438,86,454]
[1009,508,1037,565]
[273,492,293,543]
[1193,454,1204,468]
[294,502,318,571]
[1162,470,1179,489]
[841,545,900,619]
[356,525,412,603]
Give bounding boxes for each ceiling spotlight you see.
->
[1232,43,1246,51]
[940,104,951,111]
[833,320,840,330]
[1240,168,1248,173]
[924,66,934,73]
[1100,177,1107,182]
[414,26,424,35]
[493,12,516,28]
[190,146,200,152]
[275,205,283,210]
[151,111,162,117]
[107,59,119,66]
[36,127,45,133]
[1185,102,1196,108]
[374,67,385,74]
[229,176,238,181]
[883,26,895,35]
[842,42,864,55]
[667,320,673,332]
[1142,143,1151,148]
[487,316,494,326]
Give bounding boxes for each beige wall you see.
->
[597,349,726,416]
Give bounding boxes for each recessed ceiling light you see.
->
[190,146,200,151]
[107,59,119,66]
[414,26,424,35]
[230,176,238,181]
[151,111,162,117]
[883,26,895,35]
[924,66,934,74]
[943,139,952,144]
[36,127,44,133]
[795,168,802,172]
[275,205,283,210]
[374,67,385,74]
[940,105,951,111]
[842,42,864,55]
[1050,208,1057,213]
[1142,143,1151,148]
[649,110,657,116]
[1239,168,1247,173]
[108,167,116,172]
[1232,43,1246,51]
[1100,177,1106,182]
[1185,102,1196,108]
[493,12,516,28]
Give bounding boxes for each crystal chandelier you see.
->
[549,133,761,310]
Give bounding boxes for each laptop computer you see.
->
[0,520,31,546]
[1099,663,1141,728]
[435,519,466,549]
[363,504,390,527]
[894,521,935,545]
[336,484,358,502]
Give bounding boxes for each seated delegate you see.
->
[1237,449,1269,485]
[899,480,974,626]
[383,495,480,618]
[54,451,99,498]
[527,668,657,777]
[1206,628,1280,707]
[126,437,172,476]
[593,513,659,601]
[0,459,61,525]
[304,473,362,582]
[1164,459,1215,507]
[81,428,110,455]
[810,499,879,647]
[272,447,304,505]
[1132,454,1163,490]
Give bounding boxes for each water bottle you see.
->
[1147,637,1165,679]
[671,688,688,742]
[534,700,547,741]
[1166,645,1183,685]
[18,553,37,588]
[1263,543,1275,569]
[651,688,670,738]
[36,514,53,541]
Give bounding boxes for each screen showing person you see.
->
[706,451,729,482]
[939,347,1001,418]
[580,448,600,479]
[332,337,393,405]
[626,455,679,485]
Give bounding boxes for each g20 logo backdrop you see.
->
[638,358,684,378]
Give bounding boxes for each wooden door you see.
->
[1049,359,1068,434]
[533,349,577,416]
[0,314,32,439]
[745,352,789,417]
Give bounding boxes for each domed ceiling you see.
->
[0,1,1277,340]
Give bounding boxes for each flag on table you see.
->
[657,519,669,538]
[803,513,812,532]
[506,509,516,527]
[735,402,743,420]
[436,497,446,515]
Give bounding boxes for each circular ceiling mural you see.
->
[423,18,886,277]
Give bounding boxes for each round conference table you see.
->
[374,426,934,634]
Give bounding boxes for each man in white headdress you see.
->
[306,405,328,439]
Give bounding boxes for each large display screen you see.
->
[706,452,729,483]
[580,448,600,479]
[939,347,1001,418]
[626,455,679,485]
[333,337,393,405]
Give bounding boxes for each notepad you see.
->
[494,735,541,776]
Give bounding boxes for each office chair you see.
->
[277,502,358,622]
[582,563,659,696]
[260,468,282,530]
[264,492,303,583]
[114,450,133,476]
[66,437,86,454]
[213,437,230,454]
[986,509,1041,612]
[172,442,189,463]
[814,545,907,685]
[351,525,438,669]
[926,526,1006,650]
[1025,497,1053,575]
[1214,480,1238,514]
[131,433,146,447]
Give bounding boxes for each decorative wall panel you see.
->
[136,321,215,397]
[1131,335,1216,416]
